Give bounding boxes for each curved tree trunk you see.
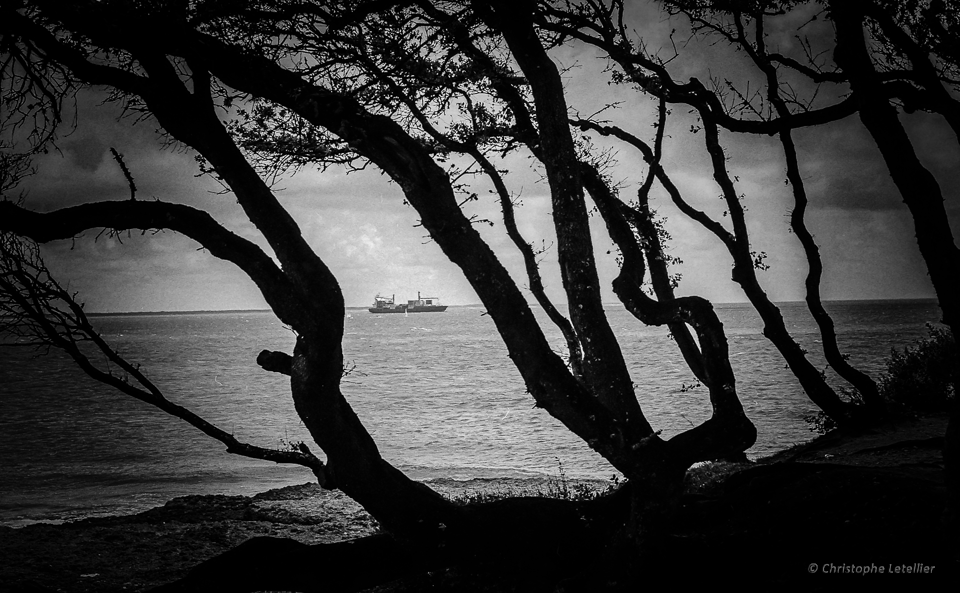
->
[831,0,960,560]
[721,8,887,419]
[754,39,885,413]
[831,2,960,355]
[475,0,756,561]
[573,107,865,427]
[783,125,885,414]
[699,109,863,427]
[289,338,462,538]
[1,1,762,575]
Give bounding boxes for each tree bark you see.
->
[737,12,885,416]
[475,0,645,427]
[2,0,761,570]
[831,3,960,345]
[831,0,960,559]
[573,115,863,427]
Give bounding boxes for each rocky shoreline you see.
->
[0,478,615,592]
[0,484,371,592]
[1,415,953,592]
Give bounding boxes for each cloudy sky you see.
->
[11,7,959,313]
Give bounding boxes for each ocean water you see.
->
[0,299,943,526]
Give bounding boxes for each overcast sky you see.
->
[12,7,960,313]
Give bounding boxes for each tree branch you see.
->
[743,11,884,414]
[0,233,330,485]
[0,199,312,327]
[257,349,293,376]
[478,0,643,424]
[166,14,653,469]
[579,160,754,464]
[571,118,736,248]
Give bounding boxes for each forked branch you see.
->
[739,11,884,413]
[0,233,330,485]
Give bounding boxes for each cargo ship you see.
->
[406,292,447,313]
[368,294,406,313]
[368,292,447,313]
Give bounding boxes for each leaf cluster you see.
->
[880,323,957,413]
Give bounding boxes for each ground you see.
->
[0,414,955,592]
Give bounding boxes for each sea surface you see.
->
[0,299,944,526]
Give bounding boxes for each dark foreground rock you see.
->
[1,416,956,592]
[0,485,380,593]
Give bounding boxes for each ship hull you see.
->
[369,293,447,313]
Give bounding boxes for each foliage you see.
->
[2,3,959,587]
[880,324,957,413]
[451,479,616,506]
[803,409,838,436]
[451,464,622,507]
[805,324,957,433]
[803,387,865,434]
[683,460,750,495]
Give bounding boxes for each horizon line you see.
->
[84,296,939,317]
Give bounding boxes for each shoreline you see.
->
[0,474,616,530]
[1,415,951,592]
[0,477,614,592]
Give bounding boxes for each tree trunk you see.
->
[831,0,960,560]
[289,338,462,539]
[831,2,960,358]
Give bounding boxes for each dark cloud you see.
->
[11,35,958,313]
[792,115,959,212]
[819,170,902,211]
[62,135,107,172]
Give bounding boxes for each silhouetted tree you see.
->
[0,0,955,588]
[627,0,960,557]
[0,2,759,587]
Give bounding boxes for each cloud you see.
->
[62,135,108,172]
[812,208,936,300]
[34,230,267,313]
[11,44,957,315]
[791,112,960,215]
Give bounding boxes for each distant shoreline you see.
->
[85,297,939,317]
[86,309,274,317]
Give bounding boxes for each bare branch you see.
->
[0,233,330,485]
[109,148,138,200]
[257,349,293,376]
[0,199,313,329]
[571,118,735,248]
